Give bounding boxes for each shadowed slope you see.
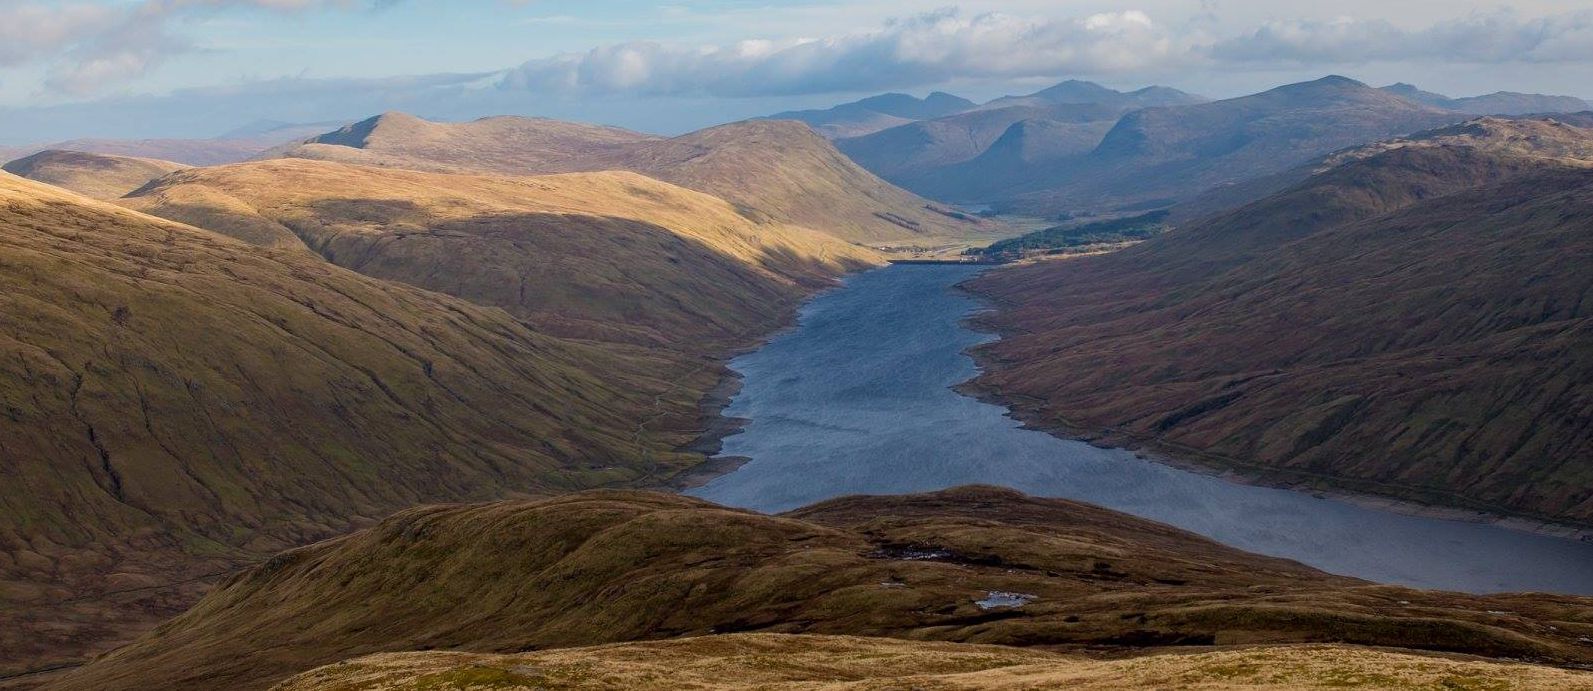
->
[0,173,707,678]
[967,118,1593,524]
[837,103,1127,198]
[272,114,990,244]
[3,150,188,200]
[51,487,1593,690]
[123,159,880,349]
[1001,76,1463,214]
[276,635,1593,690]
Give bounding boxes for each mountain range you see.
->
[801,77,1591,217]
[4,75,1593,690]
[0,121,341,168]
[767,91,977,138]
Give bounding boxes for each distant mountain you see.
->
[967,115,1593,525]
[1,121,346,167]
[836,81,1203,199]
[273,113,991,244]
[216,119,346,140]
[999,76,1463,215]
[979,80,1205,111]
[3,149,188,200]
[768,91,976,138]
[56,486,1593,690]
[838,102,1124,184]
[1382,83,1591,115]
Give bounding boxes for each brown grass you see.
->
[49,487,1593,690]
[0,172,728,677]
[274,634,1593,690]
[3,150,188,200]
[271,114,999,245]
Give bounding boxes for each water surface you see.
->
[690,265,1593,595]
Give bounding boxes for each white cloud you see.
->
[497,7,1593,99]
[1210,10,1593,64]
[500,9,1182,97]
[1,1,381,95]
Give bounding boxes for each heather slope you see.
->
[272,114,991,244]
[52,487,1593,690]
[968,118,1593,524]
[124,159,880,349]
[278,636,1593,691]
[3,150,188,200]
[0,173,704,677]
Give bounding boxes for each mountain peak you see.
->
[309,111,432,149]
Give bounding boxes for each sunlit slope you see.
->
[271,111,656,173]
[273,113,993,244]
[278,635,1593,691]
[968,117,1593,524]
[3,149,189,200]
[0,172,700,677]
[124,159,881,348]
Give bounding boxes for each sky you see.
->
[1,0,1591,144]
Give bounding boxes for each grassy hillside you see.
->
[277,635,1593,690]
[0,173,717,678]
[276,112,656,173]
[271,114,994,245]
[123,159,880,349]
[3,150,188,200]
[967,118,1593,524]
[51,487,1593,690]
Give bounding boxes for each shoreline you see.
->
[656,273,861,493]
[952,276,1593,544]
[662,262,1593,544]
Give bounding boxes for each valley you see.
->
[2,22,1592,687]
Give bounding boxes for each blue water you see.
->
[690,264,1593,595]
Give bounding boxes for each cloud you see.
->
[1210,10,1593,64]
[496,7,1593,100]
[1,1,384,95]
[499,9,1181,97]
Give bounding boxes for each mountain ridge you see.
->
[271,114,990,245]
